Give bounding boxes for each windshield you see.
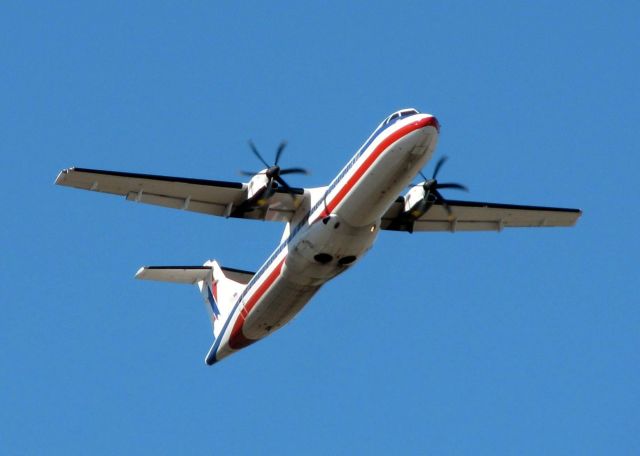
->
[385,108,419,125]
[399,109,419,118]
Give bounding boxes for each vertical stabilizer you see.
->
[135,261,255,362]
[197,260,247,340]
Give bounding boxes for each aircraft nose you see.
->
[411,114,440,133]
[421,115,440,133]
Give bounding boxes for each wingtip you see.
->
[54,167,75,185]
[571,208,583,224]
[54,168,67,185]
[134,266,147,279]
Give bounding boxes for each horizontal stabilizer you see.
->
[135,266,212,284]
[218,266,255,284]
[135,265,256,285]
[135,260,255,362]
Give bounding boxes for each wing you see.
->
[381,198,581,232]
[55,167,305,222]
[135,265,254,284]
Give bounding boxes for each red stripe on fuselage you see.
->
[228,257,286,349]
[321,116,436,218]
[226,116,436,351]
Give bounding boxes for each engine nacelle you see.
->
[246,171,271,203]
[383,184,439,233]
[403,184,436,217]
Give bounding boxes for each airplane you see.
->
[55,108,581,365]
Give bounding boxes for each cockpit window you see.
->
[387,113,400,123]
[399,108,419,117]
[385,108,419,125]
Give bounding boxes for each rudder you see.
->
[198,261,251,340]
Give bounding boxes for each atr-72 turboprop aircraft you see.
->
[56,108,581,365]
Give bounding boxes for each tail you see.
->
[135,261,254,361]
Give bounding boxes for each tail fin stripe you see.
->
[206,283,221,320]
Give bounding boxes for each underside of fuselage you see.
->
[209,112,440,364]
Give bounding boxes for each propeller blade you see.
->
[274,175,291,191]
[432,156,448,179]
[243,138,309,192]
[432,189,452,215]
[441,201,452,215]
[265,177,274,196]
[436,182,468,191]
[265,166,280,179]
[280,167,310,175]
[274,175,297,200]
[419,170,428,181]
[248,140,271,168]
[274,141,287,166]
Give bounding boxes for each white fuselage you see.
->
[207,112,439,364]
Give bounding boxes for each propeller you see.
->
[416,156,468,215]
[240,140,310,198]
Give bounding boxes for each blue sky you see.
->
[2,1,638,454]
